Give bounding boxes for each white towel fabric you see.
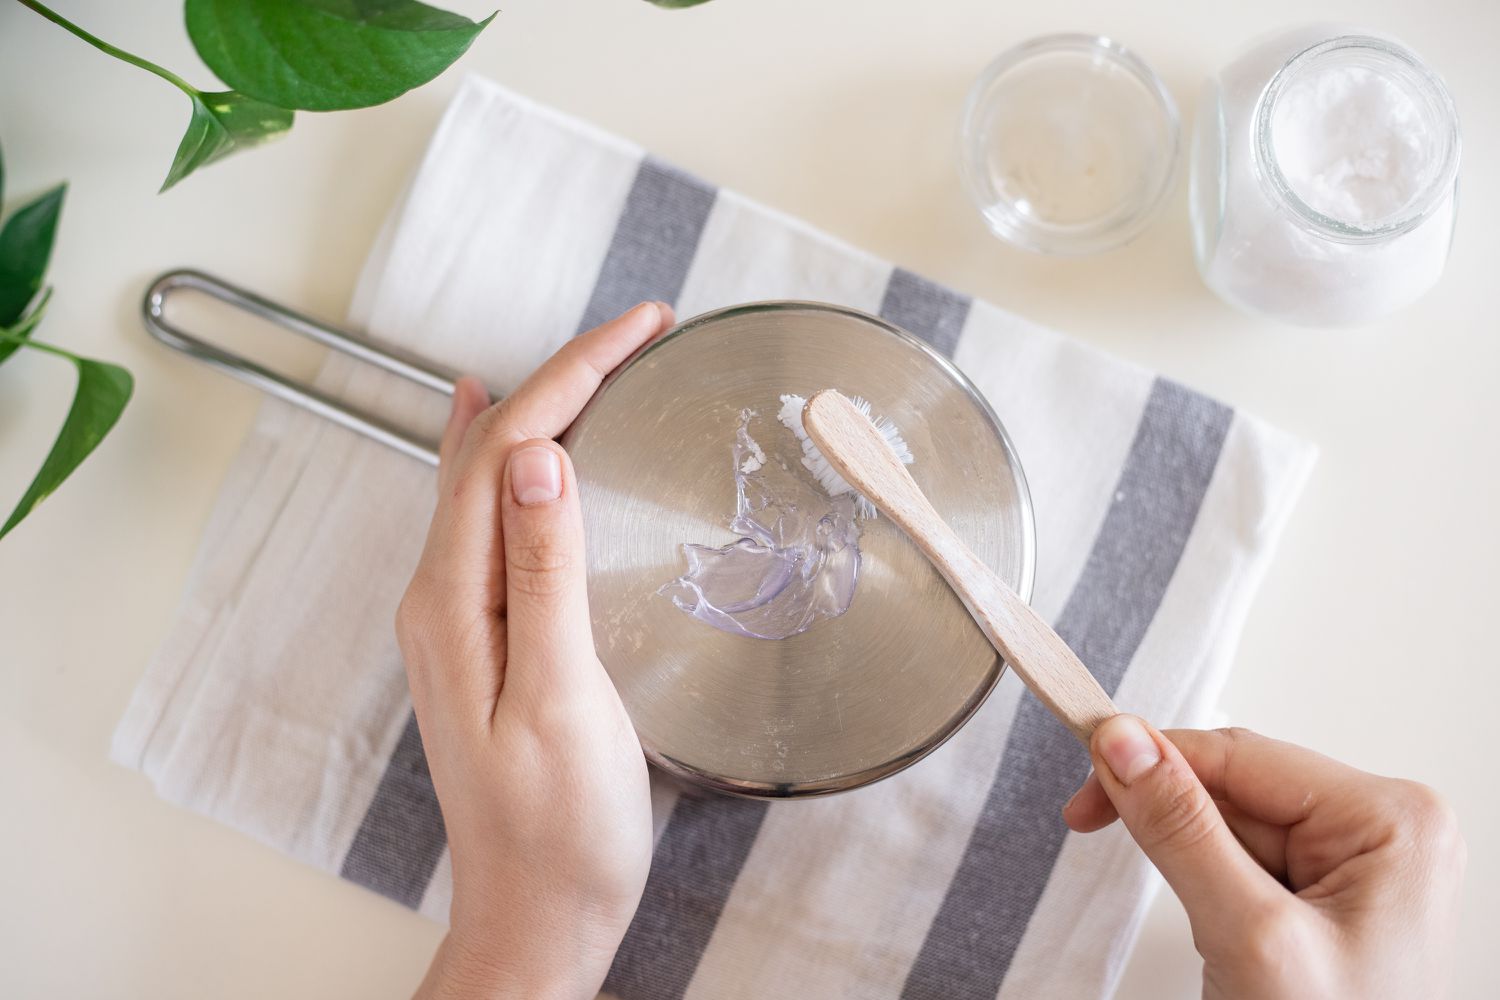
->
[114,77,1316,1000]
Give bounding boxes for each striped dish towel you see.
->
[114,76,1315,1000]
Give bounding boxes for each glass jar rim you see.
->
[1253,34,1461,244]
[957,33,1181,255]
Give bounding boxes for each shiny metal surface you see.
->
[142,269,464,465]
[563,302,1035,797]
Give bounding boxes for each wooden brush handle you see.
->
[804,390,1117,744]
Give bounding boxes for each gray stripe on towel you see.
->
[879,268,971,357]
[900,378,1234,1000]
[577,157,718,333]
[605,795,770,1000]
[339,711,446,908]
[340,156,721,913]
[580,153,766,999]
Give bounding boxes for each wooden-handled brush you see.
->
[800,389,1116,744]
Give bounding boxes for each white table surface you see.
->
[2,1,1496,997]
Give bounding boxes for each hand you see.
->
[1064,717,1465,1000]
[395,302,675,1000]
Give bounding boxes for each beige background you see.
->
[1,0,1495,997]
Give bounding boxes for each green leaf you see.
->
[643,0,715,6]
[185,0,495,112]
[0,184,66,359]
[0,336,133,541]
[0,139,7,208]
[162,90,295,192]
[5,286,54,342]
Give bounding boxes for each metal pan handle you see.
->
[141,269,463,466]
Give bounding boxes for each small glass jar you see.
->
[960,34,1180,255]
[1189,27,1460,326]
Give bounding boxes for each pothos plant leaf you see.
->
[0,334,134,541]
[5,286,53,342]
[0,182,67,364]
[185,0,496,112]
[162,91,296,193]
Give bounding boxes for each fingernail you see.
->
[460,375,488,403]
[1062,773,1098,815]
[1097,715,1161,785]
[450,376,482,415]
[510,446,562,506]
[1063,775,1090,811]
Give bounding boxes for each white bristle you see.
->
[777,393,914,519]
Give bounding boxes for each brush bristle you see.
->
[777,393,913,519]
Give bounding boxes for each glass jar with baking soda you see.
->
[1189,26,1460,326]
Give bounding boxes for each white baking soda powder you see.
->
[1270,63,1440,225]
[1191,30,1459,327]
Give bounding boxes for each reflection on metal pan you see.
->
[564,301,1035,798]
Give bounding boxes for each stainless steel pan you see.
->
[144,276,1035,798]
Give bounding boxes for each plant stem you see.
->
[0,329,77,362]
[4,286,53,337]
[16,0,199,97]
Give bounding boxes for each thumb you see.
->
[500,439,597,695]
[1089,714,1283,937]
